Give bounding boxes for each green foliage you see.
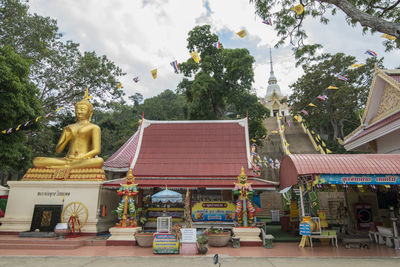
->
[178,25,269,140]
[250,0,400,51]
[0,45,42,170]
[139,90,187,120]
[0,0,126,111]
[289,52,383,152]
[197,234,208,246]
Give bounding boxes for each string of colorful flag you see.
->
[1,105,74,135]
[249,143,280,176]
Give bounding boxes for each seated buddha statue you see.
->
[33,89,104,169]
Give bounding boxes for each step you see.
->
[0,242,82,250]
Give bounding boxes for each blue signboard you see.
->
[299,222,311,236]
[318,174,400,185]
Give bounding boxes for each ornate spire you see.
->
[269,47,274,76]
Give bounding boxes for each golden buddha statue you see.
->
[33,88,104,169]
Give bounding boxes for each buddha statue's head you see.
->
[75,88,94,121]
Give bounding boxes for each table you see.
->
[309,234,338,248]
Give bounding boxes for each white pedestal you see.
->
[0,181,112,233]
[108,227,141,241]
[232,227,262,245]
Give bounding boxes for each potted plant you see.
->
[204,227,231,247]
[197,234,208,254]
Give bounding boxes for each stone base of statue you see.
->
[106,226,141,246]
[22,168,106,181]
[232,227,262,246]
[0,180,119,234]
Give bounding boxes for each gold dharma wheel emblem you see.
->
[61,202,88,232]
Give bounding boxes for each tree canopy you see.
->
[250,0,400,51]
[178,25,270,140]
[0,45,42,170]
[289,52,383,152]
[0,0,126,112]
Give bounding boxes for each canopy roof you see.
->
[151,189,182,203]
[104,118,254,178]
[279,154,400,189]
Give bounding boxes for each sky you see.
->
[28,0,399,102]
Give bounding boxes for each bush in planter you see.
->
[204,227,231,247]
[197,234,208,254]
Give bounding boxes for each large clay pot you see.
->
[135,231,154,247]
[207,232,231,247]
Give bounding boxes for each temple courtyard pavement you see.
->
[0,235,399,267]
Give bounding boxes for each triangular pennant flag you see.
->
[212,41,221,49]
[381,33,396,40]
[45,112,52,118]
[151,69,157,79]
[236,30,247,38]
[291,4,304,15]
[2,130,6,134]
[190,51,200,63]
[301,109,309,116]
[117,83,122,88]
[337,75,349,81]
[327,86,339,90]
[364,50,377,57]
[35,116,42,122]
[326,148,333,154]
[15,124,22,131]
[6,128,12,134]
[56,107,64,112]
[308,103,317,107]
[294,115,302,122]
[321,140,326,147]
[262,18,272,26]
[170,60,180,73]
[24,121,30,127]
[317,95,328,101]
[350,64,364,68]
[133,76,140,83]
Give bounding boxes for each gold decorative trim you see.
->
[22,168,106,181]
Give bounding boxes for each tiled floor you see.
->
[0,235,399,257]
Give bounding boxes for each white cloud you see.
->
[28,0,399,102]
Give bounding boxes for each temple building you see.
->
[261,48,290,117]
[343,66,400,154]
[103,118,275,228]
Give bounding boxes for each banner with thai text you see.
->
[191,201,236,221]
[318,174,400,185]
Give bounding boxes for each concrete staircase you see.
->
[283,116,319,154]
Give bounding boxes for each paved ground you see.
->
[0,256,400,267]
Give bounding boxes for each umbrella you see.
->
[151,189,182,204]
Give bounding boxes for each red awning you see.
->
[103,177,275,189]
[279,154,400,189]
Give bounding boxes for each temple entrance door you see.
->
[273,110,279,117]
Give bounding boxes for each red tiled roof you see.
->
[389,75,400,83]
[103,130,140,170]
[344,110,400,145]
[279,154,400,189]
[103,177,274,189]
[104,119,253,178]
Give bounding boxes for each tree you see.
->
[178,25,269,140]
[289,52,383,152]
[0,0,126,111]
[0,46,42,171]
[139,89,187,120]
[250,0,400,51]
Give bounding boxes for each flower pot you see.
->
[198,245,208,254]
[135,231,154,247]
[207,232,231,247]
